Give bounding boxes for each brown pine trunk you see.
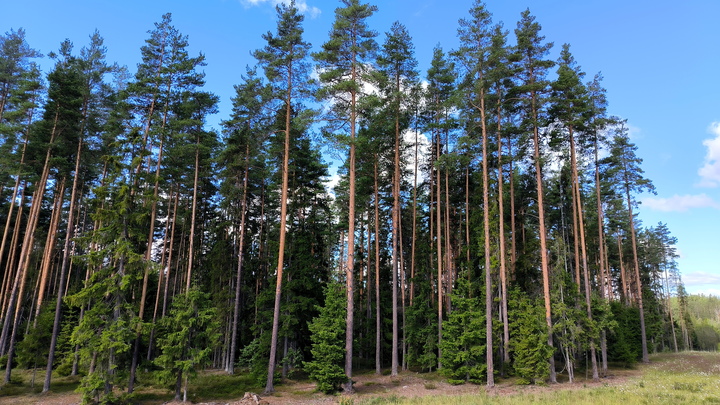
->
[391,78,401,376]
[186,137,201,291]
[33,180,65,326]
[531,94,556,383]
[625,186,649,363]
[45,134,84,391]
[617,234,628,305]
[496,105,510,367]
[569,128,599,381]
[2,109,58,378]
[435,120,443,369]
[410,117,418,307]
[228,145,250,374]
[479,89,494,387]
[266,77,293,393]
[162,190,180,318]
[508,137,517,279]
[342,54,358,394]
[374,157,381,375]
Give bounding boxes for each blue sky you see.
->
[3,0,719,295]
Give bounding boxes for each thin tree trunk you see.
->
[625,186,649,363]
[507,137,517,279]
[228,145,250,374]
[435,122,443,370]
[531,95,556,383]
[3,110,58,380]
[45,136,84,391]
[617,234,628,305]
[162,190,180,318]
[391,79,401,376]
[186,137,201,291]
[266,78,293,393]
[374,156,381,375]
[569,128,599,381]
[410,115,418,307]
[479,88,494,387]
[496,105,510,367]
[33,181,64,326]
[342,59,358,394]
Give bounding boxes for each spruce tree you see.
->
[305,283,348,394]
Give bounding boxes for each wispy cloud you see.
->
[682,272,720,288]
[241,0,321,18]
[698,122,720,187]
[641,193,720,212]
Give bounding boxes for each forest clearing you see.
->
[1,351,719,404]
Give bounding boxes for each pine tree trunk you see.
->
[33,181,64,326]
[342,59,358,394]
[435,121,443,370]
[531,95,556,383]
[228,145,250,374]
[186,137,201,291]
[391,89,400,377]
[569,128,599,381]
[266,80,293,394]
[496,107,510,367]
[3,110,57,380]
[480,89,494,387]
[374,157,381,375]
[45,135,84,391]
[625,186,649,363]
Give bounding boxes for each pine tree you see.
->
[313,0,377,391]
[423,46,455,370]
[548,43,599,381]
[252,1,314,392]
[455,0,495,385]
[603,124,655,363]
[376,20,418,377]
[219,67,272,374]
[514,9,557,382]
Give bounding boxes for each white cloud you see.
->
[681,272,720,297]
[641,193,720,212]
[698,122,720,187]
[627,123,642,140]
[241,0,321,18]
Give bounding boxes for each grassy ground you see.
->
[1,352,718,404]
[348,352,720,405]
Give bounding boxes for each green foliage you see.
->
[693,321,720,351]
[153,288,221,400]
[406,281,438,371]
[607,302,641,366]
[439,274,486,384]
[304,282,348,394]
[16,305,53,370]
[238,335,271,385]
[509,290,553,384]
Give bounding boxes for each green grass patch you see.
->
[189,371,262,400]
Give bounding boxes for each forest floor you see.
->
[1,351,719,405]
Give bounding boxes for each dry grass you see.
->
[1,352,718,404]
